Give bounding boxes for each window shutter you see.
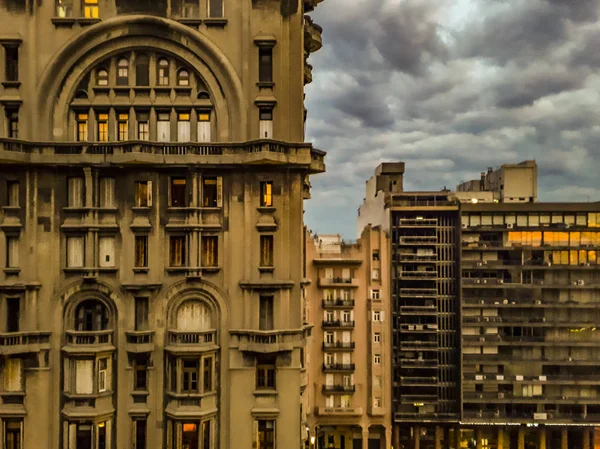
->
[145,181,153,207]
[197,120,211,143]
[216,177,222,208]
[75,359,93,394]
[5,358,22,391]
[100,178,115,208]
[380,311,385,322]
[157,120,170,142]
[177,120,191,142]
[68,236,84,268]
[63,358,71,393]
[99,236,115,268]
[69,424,77,449]
[253,420,259,449]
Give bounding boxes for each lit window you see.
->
[96,68,108,86]
[257,420,275,449]
[56,0,73,17]
[258,47,273,83]
[83,0,99,18]
[169,236,186,267]
[208,0,223,18]
[259,108,273,139]
[260,181,273,207]
[136,111,149,140]
[260,235,274,267]
[197,111,211,142]
[117,58,129,86]
[201,236,218,267]
[177,69,190,86]
[96,113,109,142]
[77,113,89,141]
[118,113,129,141]
[157,59,170,86]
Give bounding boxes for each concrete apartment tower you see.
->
[0,1,325,448]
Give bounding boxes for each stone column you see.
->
[583,428,591,449]
[385,427,392,449]
[413,425,420,449]
[362,427,369,449]
[518,427,525,449]
[561,429,568,449]
[497,428,505,449]
[539,428,547,449]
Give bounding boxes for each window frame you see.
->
[135,54,150,86]
[98,358,108,392]
[96,68,108,86]
[6,110,18,139]
[260,235,274,267]
[169,235,187,268]
[260,181,273,207]
[259,295,274,331]
[256,357,276,390]
[5,236,19,269]
[56,0,74,17]
[157,59,170,86]
[134,181,152,207]
[83,0,99,19]
[208,0,224,18]
[258,47,273,84]
[117,113,129,141]
[257,420,275,449]
[117,58,129,86]
[96,112,109,142]
[134,235,149,268]
[4,45,19,82]
[201,235,219,268]
[3,419,22,449]
[76,113,89,142]
[170,177,188,207]
[177,68,190,86]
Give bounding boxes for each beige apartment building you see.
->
[304,227,392,449]
[0,0,326,448]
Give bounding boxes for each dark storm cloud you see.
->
[304,0,600,238]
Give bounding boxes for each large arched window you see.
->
[117,58,129,86]
[177,69,190,86]
[176,300,212,331]
[96,68,108,86]
[75,299,109,331]
[157,59,170,86]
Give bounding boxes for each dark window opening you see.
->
[134,236,148,268]
[169,236,186,267]
[256,355,276,390]
[134,357,148,391]
[135,55,150,86]
[201,236,218,267]
[171,178,187,207]
[182,423,199,449]
[6,297,20,333]
[182,360,199,393]
[203,356,213,392]
[258,48,273,83]
[202,177,218,207]
[6,110,18,139]
[76,424,92,449]
[134,419,147,449]
[259,295,274,331]
[209,0,223,17]
[134,297,149,331]
[75,300,108,331]
[117,58,129,86]
[4,420,21,449]
[4,46,18,82]
[258,420,275,449]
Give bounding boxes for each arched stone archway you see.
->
[36,15,246,141]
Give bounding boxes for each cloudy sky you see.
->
[303,0,600,238]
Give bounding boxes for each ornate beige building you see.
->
[0,0,325,448]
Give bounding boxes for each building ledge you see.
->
[239,280,294,290]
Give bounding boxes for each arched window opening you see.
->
[117,58,129,86]
[75,90,88,100]
[177,69,190,87]
[96,68,108,86]
[176,300,212,331]
[157,59,170,86]
[197,91,210,100]
[74,299,109,331]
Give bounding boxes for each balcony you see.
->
[230,329,305,353]
[63,330,114,352]
[0,332,51,355]
[124,330,155,353]
[165,330,217,353]
[322,320,355,329]
[399,341,438,351]
[304,16,323,53]
[400,305,437,315]
[399,358,438,369]
[396,253,437,263]
[400,394,438,404]
[398,236,438,246]
[318,277,359,288]
[322,385,356,393]
[322,299,355,308]
[398,288,438,298]
[322,363,355,372]
[0,138,326,174]
[322,341,355,350]
[400,376,438,386]
[398,218,439,227]
[399,270,438,280]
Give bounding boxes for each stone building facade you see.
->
[0,0,325,448]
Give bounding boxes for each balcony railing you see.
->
[168,330,216,345]
[0,332,51,347]
[399,218,439,227]
[65,330,113,345]
[322,385,356,393]
[322,299,355,308]
[400,376,438,385]
[396,253,437,262]
[398,288,438,298]
[322,320,355,328]
[125,331,155,344]
[399,236,438,245]
[323,277,353,284]
[322,363,355,371]
[400,271,438,279]
[322,341,355,350]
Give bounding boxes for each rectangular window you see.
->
[6,237,18,268]
[134,419,147,449]
[371,289,380,300]
[372,311,381,322]
[134,297,149,331]
[134,236,148,268]
[4,45,18,82]
[98,358,108,392]
[374,354,381,365]
[77,113,89,142]
[259,295,274,331]
[99,177,115,208]
[169,236,186,267]
[202,177,219,207]
[75,359,93,394]
[372,249,380,261]
[203,356,213,392]
[67,236,85,268]
[259,109,273,139]
[373,332,381,343]
[171,178,187,207]
[202,421,211,449]
[6,297,20,333]
[67,177,84,208]
[201,236,218,267]
[6,181,19,207]
[257,420,275,449]
[182,423,199,449]
[83,0,99,18]
[182,0,199,17]
[260,235,274,267]
[177,113,191,142]
[134,357,148,390]
[98,236,115,268]
[135,181,152,207]
[56,0,74,17]
[4,420,21,449]
[182,360,200,393]
[208,0,223,17]
[137,119,149,141]
[256,356,276,390]
[7,111,18,139]
[157,112,171,142]
[118,114,129,141]
[98,422,106,449]
[4,358,22,392]
[258,48,273,83]
[260,181,273,207]
[96,113,109,142]
[197,112,211,142]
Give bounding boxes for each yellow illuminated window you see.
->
[118,114,128,141]
[84,0,99,18]
[589,251,597,265]
[579,250,587,265]
[199,113,210,122]
[77,114,88,142]
[97,113,109,142]
[570,232,580,247]
[569,250,578,265]
[589,213,599,228]
[178,113,190,121]
[260,181,273,207]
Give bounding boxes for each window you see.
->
[134,357,148,390]
[197,111,211,142]
[6,297,19,333]
[182,360,200,393]
[374,354,381,365]
[157,112,171,142]
[340,395,351,408]
[177,113,191,142]
[372,268,380,280]
[56,0,74,17]
[258,48,273,83]
[5,236,18,268]
[203,356,213,392]
[256,356,276,390]
[257,420,275,449]
[260,235,274,267]
[6,181,19,207]
[157,59,170,86]
[371,289,380,300]
[373,332,381,343]
[135,236,148,268]
[373,398,381,408]
[118,113,129,141]
[202,421,211,449]
[260,181,273,207]
[6,110,18,139]
[259,108,273,139]
[67,236,84,268]
[117,58,129,86]
[342,311,351,323]
[170,178,187,207]
[134,419,147,449]
[373,311,381,322]
[134,297,149,331]
[182,423,199,449]
[135,54,149,86]
[4,420,22,449]
[177,69,190,86]
[372,249,380,261]
[202,177,220,207]
[67,177,84,207]
[99,177,115,208]
[324,353,333,366]
[98,358,108,392]
[97,112,109,142]
[83,0,99,18]
[98,236,115,268]
[74,359,94,394]
[137,113,149,140]
[259,295,274,330]
[4,358,22,392]
[325,332,334,344]
[76,113,89,141]
[75,423,93,449]
[97,68,108,86]
[169,236,186,267]
[75,300,108,331]
[135,181,152,207]
[4,45,18,82]
[201,236,218,267]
